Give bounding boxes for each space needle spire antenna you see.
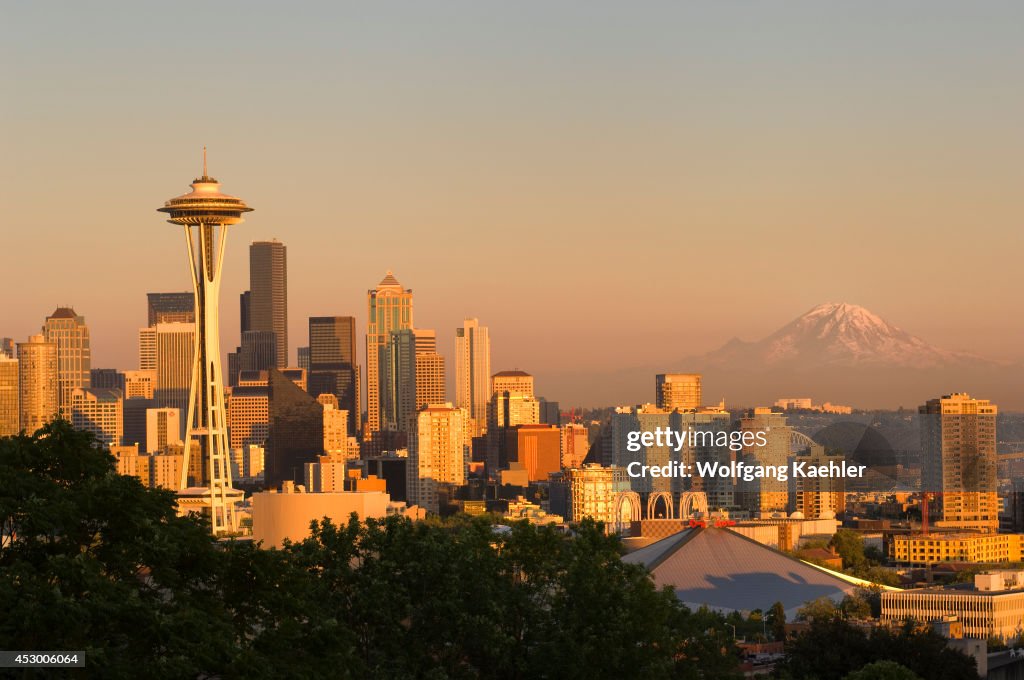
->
[157,151,252,536]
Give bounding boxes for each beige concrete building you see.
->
[563,464,633,525]
[17,334,58,434]
[145,407,182,453]
[408,404,467,514]
[43,307,91,419]
[319,394,355,459]
[882,571,1024,640]
[920,393,999,532]
[655,373,702,411]
[70,387,123,447]
[251,486,391,547]
[0,354,18,436]
[304,454,348,492]
[892,532,1024,566]
[226,383,269,451]
[124,369,156,399]
[455,318,490,437]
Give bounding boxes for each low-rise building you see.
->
[882,570,1024,641]
[891,532,1024,566]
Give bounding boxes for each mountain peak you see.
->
[704,302,978,369]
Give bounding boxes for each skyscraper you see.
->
[17,334,57,434]
[0,338,14,359]
[308,316,360,434]
[239,290,251,333]
[147,292,195,326]
[138,327,156,370]
[265,369,324,488]
[486,370,540,476]
[0,354,19,436]
[249,240,288,368]
[366,271,413,435]
[655,373,702,411]
[408,403,466,514]
[455,318,490,437]
[90,368,125,393]
[158,155,252,535]
[154,322,195,425]
[921,393,999,532]
[385,328,446,433]
[239,330,278,372]
[43,307,91,419]
[70,387,123,447]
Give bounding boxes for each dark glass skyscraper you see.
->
[249,241,288,368]
[265,369,324,487]
[308,316,360,435]
[147,292,196,326]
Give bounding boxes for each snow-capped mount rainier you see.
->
[703,302,984,369]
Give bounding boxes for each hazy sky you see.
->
[3,2,1022,406]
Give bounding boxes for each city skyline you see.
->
[4,3,1024,409]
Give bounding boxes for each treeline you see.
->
[0,422,741,679]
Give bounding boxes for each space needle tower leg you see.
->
[159,150,253,537]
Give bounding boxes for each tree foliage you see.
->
[775,618,977,680]
[0,422,742,679]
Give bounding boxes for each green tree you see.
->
[843,660,922,680]
[767,601,787,640]
[1,421,744,679]
[796,596,838,623]
[830,529,867,570]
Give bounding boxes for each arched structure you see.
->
[612,491,642,534]
[790,431,815,453]
[679,491,709,520]
[647,491,674,520]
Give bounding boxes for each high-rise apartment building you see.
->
[318,393,354,458]
[308,316,360,434]
[147,292,195,326]
[43,307,91,419]
[921,393,999,532]
[455,318,491,437]
[17,334,57,434]
[249,240,288,368]
[793,443,846,519]
[560,464,632,525]
[70,387,123,447]
[655,373,702,411]
[408,404,466,514]
[735,408,791,515]
[154,322,195,430]
[0,338,14,359]
[0,355,19,436]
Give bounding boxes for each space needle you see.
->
[158,150,251,536]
